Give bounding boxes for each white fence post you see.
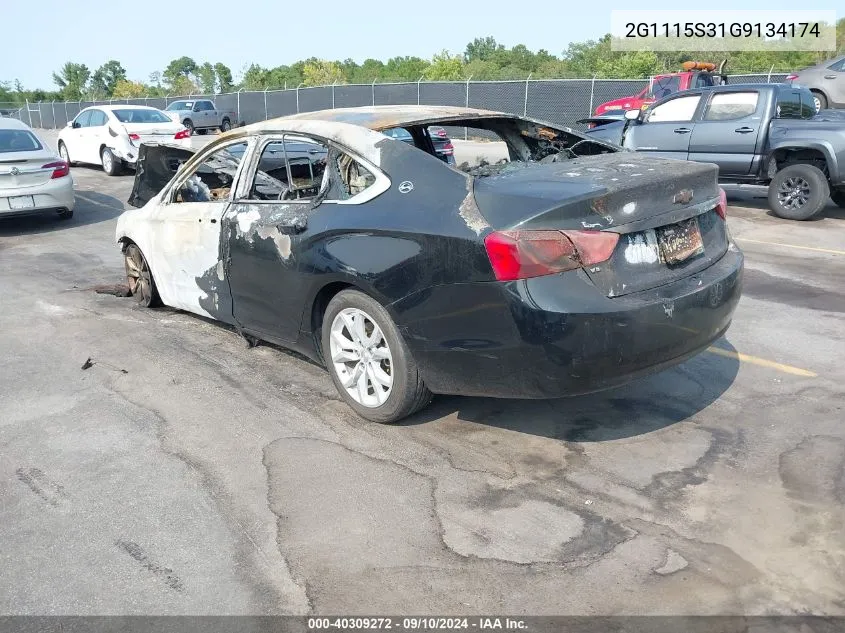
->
[237,89,242,122]
[263,88,268,120]
[332,81,336,109]
[464,76,472,140]
[588,74,598,115]
[64,101,68,125]
[25,99,32,127]
[767,65,774,83]
[417,75,424,105]
[296,83,304,113]
[51,101,56,129]
[523,73,532,116]
[371,79,377,106]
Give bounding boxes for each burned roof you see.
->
[244,105,511,133]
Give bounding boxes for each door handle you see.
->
[824,74,837,79]
[734,127,755,133]
[673,127,691,134]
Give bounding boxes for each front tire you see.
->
[182,119,194,135]
[322,290,431,424]
[58,141,74,166]
[101,147,122,176]
[768,163,829,220]
[124,243,161,307]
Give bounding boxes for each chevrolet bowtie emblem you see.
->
[673,189,693,204]
[10,167,20,176]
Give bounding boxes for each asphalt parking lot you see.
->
[1,130,844,616]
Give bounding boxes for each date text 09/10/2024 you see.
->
[307,617,527,630]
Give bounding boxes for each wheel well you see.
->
[310,282,355,362]
[770,148,830,179]
[221,116,230,122]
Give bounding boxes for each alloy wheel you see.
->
[124,244,154,306]
[777,177,811,210]
[329,307,393,407]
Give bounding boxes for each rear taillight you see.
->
[174,129,191,140]
[442,141,454,155]
[435,129,447,137]
[43,160,69,179]
[588,123,596,129]
[128,133,140,141]
[484,229,619,282]
[715,187,727,220]
[785,74,798,82]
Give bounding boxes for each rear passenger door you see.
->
[200,101,216,128]
[688,90,763,176]
[625,93,702,160]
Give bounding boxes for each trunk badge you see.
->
[10,167,20,176]
[673,189,693,204]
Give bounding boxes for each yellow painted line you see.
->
[736,238,845,256]
[706,346,817,377]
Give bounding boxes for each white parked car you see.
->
[57,105,191,176]
[0,117,74,220]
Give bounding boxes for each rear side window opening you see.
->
[0,129,43,153]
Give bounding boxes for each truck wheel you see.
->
[220,118,231,132]
[182,119,194,135]
[831,189,845,209]
[768,163,829,220]
[811,91,827,112]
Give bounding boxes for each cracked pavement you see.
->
[1,139,844,615]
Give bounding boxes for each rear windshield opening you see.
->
[398,117,616,177]
[113,109,172,124]
[0,129,43,153]
[165,101,194,111]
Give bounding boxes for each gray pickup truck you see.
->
[163,99,237,136]
[586,83,845,220]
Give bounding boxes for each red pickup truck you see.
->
[594,61,727,116]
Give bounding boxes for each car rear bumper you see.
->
[393,245,744,398]
[0,177,75,217]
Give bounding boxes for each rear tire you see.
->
[182,119,194,135]
[831,188,845,209]
[57,208,73,220]
[220,118,231,132]
[768,163,829,220]
[322,289,431,424]
[101,147,122,176]
[811,91,828,112]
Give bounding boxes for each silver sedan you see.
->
[0,117,75,220]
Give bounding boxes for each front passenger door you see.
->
[625,93,702,160]
[148,139,250,321]
[688,90,763,176]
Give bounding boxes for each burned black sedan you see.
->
[117,105,743,423]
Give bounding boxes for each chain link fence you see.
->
[3,73,787,132]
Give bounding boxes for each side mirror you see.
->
[624,109,641,121]
[72,121,81,129]
[193,106,202,112]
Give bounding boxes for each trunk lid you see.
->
[472,153,726,297]
[128,143,196,208]
[121,122,183,148]
[0,149,60,189]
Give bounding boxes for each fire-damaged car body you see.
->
[117,105,743,423]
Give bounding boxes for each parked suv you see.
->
[786,55,845,112]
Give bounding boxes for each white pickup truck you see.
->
[163,99,237,135]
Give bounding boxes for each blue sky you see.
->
[5,0,839,88]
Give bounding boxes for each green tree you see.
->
[302,60,346,86]
[89,60,126,98]
[196,62,216,94]
[112,80,148,99]
[214,63,233,92]
[384,56,429,81]
[465,37,503,62]
[163,56,198,88]
[52,62,90,100]
[171,75,198,96]
[425,50,464,80]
